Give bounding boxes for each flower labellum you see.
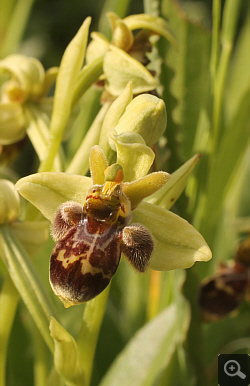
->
[50,163,154,308]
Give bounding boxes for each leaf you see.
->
[15,173,92,221]
[132,201,212,271]
[99,298,189,386]
[161,0,211,159]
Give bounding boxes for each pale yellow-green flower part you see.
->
[15,145,212,271]
[122,172,170,210]
[0,55,45,103]
[110,130,155,182]
[0,180,20,224]
[86,32,110,64]
[15,173,93,221]
[99,81,133,156]
[146,154,201,210]
[89,145,109,185]
[0,102,26,144]
[123,14,177,48]
[104,45,157,96]
[111,19,134,52]
[114,94,167,146]
[50,317,85,384]
[133,202,212,271]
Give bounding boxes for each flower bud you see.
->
[0,55,45,103]
[114,94,167,146]
[0,180,20,224]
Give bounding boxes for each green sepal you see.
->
[50,317,85,386]
[99,81,133,156]
[132,201,212,271]
[146,154,201,209]
[15,173,92,221]
[104,45,157,96]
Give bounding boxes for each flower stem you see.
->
[77,285,111,386]
[0,225,56,353]
[0,274,19,386]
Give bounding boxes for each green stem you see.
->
[77,285,111,386]
[0,274,19,386]
[0,225,56,353]
[72,57,104,108]
[66,102,110,175]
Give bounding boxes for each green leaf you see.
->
[15,172,92,221]
[161,0,211,159]
[99,298,189,386]
[50,317,85,386]
[132,201,212,271]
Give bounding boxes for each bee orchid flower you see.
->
[15,145,212,308]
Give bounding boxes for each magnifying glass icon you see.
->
[224,360,246,379]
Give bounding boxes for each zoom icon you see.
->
[218,354,250,386]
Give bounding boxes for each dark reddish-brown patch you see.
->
[198,271,248,321]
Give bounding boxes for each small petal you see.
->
[50,317,85,385]
[0,180,20,224]
[114,94,167,146]
[146,154,201,209]
[110,130,155,181]
[132,201,212,271]
[89,145,109,184]
[15,173,92,221]
[104,45,157,96]
[122,171,170,209]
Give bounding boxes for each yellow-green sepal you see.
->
[132,201,212,271]
[15,173,92,221]
[99,82,133,157]
[104,45,157,96]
